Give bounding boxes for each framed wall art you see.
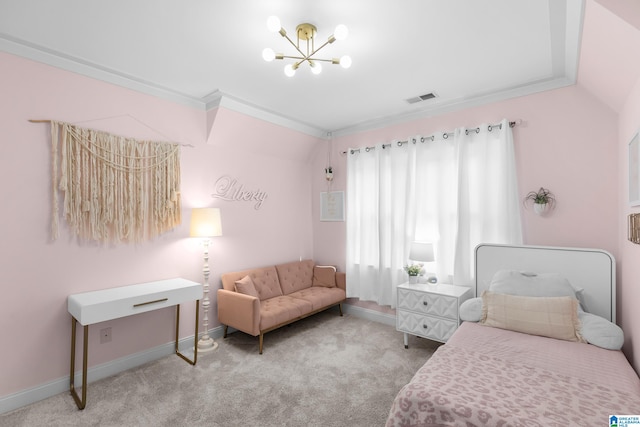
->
[320,191,345,222]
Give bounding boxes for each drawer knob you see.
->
[423,324,428,329]
[423,301,428,306]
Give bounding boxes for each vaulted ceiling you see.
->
[1,1,637,137]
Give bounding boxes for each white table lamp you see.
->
[409,241,437,283]
[190,207,223,352]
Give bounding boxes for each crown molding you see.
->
[1,0,583,143]
[0,33,208,110]
[203,91,326,138]
[330,76,576,137]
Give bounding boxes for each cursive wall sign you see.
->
[212,175,268,210]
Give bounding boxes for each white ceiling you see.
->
[0,0,584,137]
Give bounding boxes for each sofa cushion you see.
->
[288,287,346,311]
[259,296,313,331]
[313,265,337,288]
[234,275,259,299]
[276,260,314,295]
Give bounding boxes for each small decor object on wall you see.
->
[325,166,333,181]
[320,191,345,221]
[628,213,640,244]
[211,175,268,210]
[628,131,640,206]
[524,187,556,215]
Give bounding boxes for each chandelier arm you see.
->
[293,38,336,66]
[307,38,335,59]
[309,57,337,63]
[281,33,309,60]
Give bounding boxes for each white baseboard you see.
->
[1,304,395,415]
[0,326,226,415]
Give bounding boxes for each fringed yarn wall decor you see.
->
[47,121,181,243]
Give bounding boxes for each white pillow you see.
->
[460,297,483,322]
[490,270,577,298]
[578,311,624,350]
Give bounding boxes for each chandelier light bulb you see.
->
[267,16,281,32]
[262,48,276,62]
[310,62,322,75]
[334,24,349,41]
[284,64,296,77]
[340,55,352,69]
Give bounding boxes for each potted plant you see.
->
[524,187,555,215]
[404,263,423,284]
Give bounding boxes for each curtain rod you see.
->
[342,120,520,155]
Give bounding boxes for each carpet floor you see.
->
[2,307,441,427]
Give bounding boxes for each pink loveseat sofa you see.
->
[218,259,346,354]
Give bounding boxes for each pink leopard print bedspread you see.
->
[386,322,640,427]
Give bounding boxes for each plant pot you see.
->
[533,202,548,215]
[408,276,418,284]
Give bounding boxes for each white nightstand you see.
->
[396,282,471,348]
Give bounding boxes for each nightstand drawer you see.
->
[397,288,459,320]
[397,310,459,342]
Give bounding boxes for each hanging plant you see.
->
[524,187,556,214]
[325,166,334,181]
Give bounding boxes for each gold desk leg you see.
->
[70,317,88,410]
[175,299,199,365]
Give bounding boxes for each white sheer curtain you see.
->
[346,119,522,308]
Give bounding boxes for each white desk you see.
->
[68,278,202,409]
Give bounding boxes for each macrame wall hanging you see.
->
[43,120,182,243]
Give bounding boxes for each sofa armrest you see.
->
[336,272,346,291]
[217,289,260,336]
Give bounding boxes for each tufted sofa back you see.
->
[220,260,317,301]
[221,265,283,300]
[275,259,315,295]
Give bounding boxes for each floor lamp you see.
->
[190,207,223,352]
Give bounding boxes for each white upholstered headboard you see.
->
[475,244,616,322]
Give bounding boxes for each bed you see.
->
[386,244,640,427]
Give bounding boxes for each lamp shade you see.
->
[409,241,434,262]
[190,208,222,238]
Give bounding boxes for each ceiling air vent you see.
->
[406,92,437,104]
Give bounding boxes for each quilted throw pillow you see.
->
[480,290,585,343]
[312,265,337,288]
[234,275,259,299]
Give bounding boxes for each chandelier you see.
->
[262,16,352,77]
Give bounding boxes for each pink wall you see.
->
[617,74,640,371]
[0,51,320,398]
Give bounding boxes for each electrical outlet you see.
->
[100,327,112,344]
